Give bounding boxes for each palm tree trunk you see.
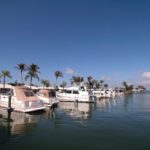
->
[21,71,23,85]
[56,77,57,86]
[3,76,5,89]
[30,77,32,89]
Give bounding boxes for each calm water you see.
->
[1,93,150,150]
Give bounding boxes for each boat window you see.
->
[73,91,79,94]
[24,89,34,97]
[49,91,56,97]
[65,90,72,94]
[0,88,14,96]
[37,93,44,97]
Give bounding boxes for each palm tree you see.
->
[0,70,12,88]
[70,76,84,86]
[87,76,93,83]
[41,79,50,88]
[122,81,133,94]
[137,85,146,92]
[122,81,128,88]
[100,80,104,88]
[25,64,40,88]
[60,81,67,89]
[15,63,26,85]
[54,70,63,85]
[104,84,108,89]
[95,80,100,89]
[86,76,94,90]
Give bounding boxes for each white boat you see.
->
[0,84,45,113]
[92,90,104,98]
[115,88,124,96]
[56,86,96,103]
[105,89,116,98]
[93,88,116,98]
[37,89,59,106]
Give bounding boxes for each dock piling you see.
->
[7,95,13,120]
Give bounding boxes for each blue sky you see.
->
[0,0,150,88]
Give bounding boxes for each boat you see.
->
[93,88,116,98]
[114,88,124,96]
[56,86,96,103]
[37,89,59,106]
[0,84,45,113]
[92,90,104,98]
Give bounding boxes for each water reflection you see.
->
[0,108,40,144]
[58,102,94,120]
[96,98,117,110]
[96,94,150,113]
[1,93,150,150]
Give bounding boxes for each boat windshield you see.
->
[73,91,79,94]
[24,89,34,97]
[65,90,72,94]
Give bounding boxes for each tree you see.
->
[87,76,94,89]
[0,70,12,88]
[137,85,146,92]
[41,79,50,88]
[100,80,104,88]
[25,64,40,88]
[15,63,26,85]
[54,70,63,86]
[122,81,128,89]
[60,81,67,89]
[95,80,100,89]
[70,76,84,86]
[87,76,93,83]
[122,81,133,94]
[104,84,108,89]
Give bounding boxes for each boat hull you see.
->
[0,97,46,113]
[56,95,96,103]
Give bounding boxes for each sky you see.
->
[0,0,150,88]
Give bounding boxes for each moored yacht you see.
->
[93,88,116,98]
[56,86,96,103]
[37,89,59,106]
[0,84,45,113]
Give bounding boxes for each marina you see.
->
[1,92,150,150]
[0,1,150,149]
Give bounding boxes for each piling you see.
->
[7,95,13,121]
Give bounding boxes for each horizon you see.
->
[0,0,150,89]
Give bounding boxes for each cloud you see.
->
[138,72,150,89]
[142,72,150,79]
[65,67,76,75]
[101,76,111,81]
[141,80,150,85]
